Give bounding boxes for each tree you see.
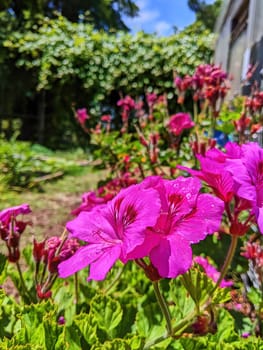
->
[187,0,222,31]
[0,0,139,31]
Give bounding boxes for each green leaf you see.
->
[135,302,166,345]
[90,294,123,336]
[74,313,98,347]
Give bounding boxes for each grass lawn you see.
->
[1,166,108,245]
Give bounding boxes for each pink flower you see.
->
[178,143,242,203]
[58,184,161,281]
[117,96,135,111]
[76,108,89,125]
[0,204,31,262]
[71,191,106,216]
[146,93,158,107]
[226,143,263,233]
[0,204,31,227]
[130,176,224,278]
[168,113,195,136]
[101,114,111,123]
[194,256,233,288]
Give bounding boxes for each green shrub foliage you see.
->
[0,15,214,147]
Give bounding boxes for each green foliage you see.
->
[0,138,82,190]
[1,241,263,349]
[0,0,139,31]
[3,18,213,94]
[188,0,223,30]
[0,13,214,148]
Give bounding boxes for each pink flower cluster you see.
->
[33,235,80,299]
[0,204,31,262]
[241,241,263,266]
[179,142,263,236]
[71,173,138,216]
[174,64,230,110]
[245,91,263,114]
[76,108,90,125]
[117,95,136,124]
[59,176,223,281]
[168,113,195,136]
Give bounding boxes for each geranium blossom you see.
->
[129,176,224,278]
[76,108,89,125]
[178,143,242,203]
[168,113,195,136]
[226,142,263,232]
[0,203,31,226]
[58,183,161,280]
[0,204,31,262]
[71,191,106,216]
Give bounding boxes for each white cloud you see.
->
[125,0,161,32]
[154,21,172,36]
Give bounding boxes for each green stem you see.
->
[16,261,31,302]
[143,334,168,350]
[104,266,124,294]
[214,235,238,290]
[74,272,79,312]
[152,281,173,336]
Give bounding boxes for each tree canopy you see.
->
[188,0,222,30]
[0,0,139,31]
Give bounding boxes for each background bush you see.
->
[0,16,214,148]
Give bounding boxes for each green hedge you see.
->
[0,15,215,147]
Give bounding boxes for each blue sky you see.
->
[125,0,215,36]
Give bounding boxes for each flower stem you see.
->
[74,272,79,313]
[16,261,31,302]
[214,235,238,290]
[152,281,173,336]
[143,334,168,350]
[104,266,124,294]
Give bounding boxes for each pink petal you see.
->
[88,244,122,280]
[0,203,31,224]
[109,184,161,254]
[123,231,161,262]
[58,244,105,277]
[66,208,117,243]
[257,207,263,234]
[150,234,192,278]
[174,194,224,243]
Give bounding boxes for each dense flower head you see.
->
[168,113,195,136]
[59,176,224,281]
[59,183,161,280]
[226,142,263,233]
[71,191,107,216]
[71,173,138,216]
[0,204,31,262]
[178,143,243,203]
[76,108,89,125]
[117,96,135,111]
[194,256,233,288]
[0,204,31,228]
[245,90,263,114]
[174,64,229,108]
[100,114,111,123]
[131,176,224,278]
[241,241,263,262]
[146,93,158,107]
[234,113,251,134]
[179,142,261,236]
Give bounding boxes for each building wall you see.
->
[214,0,263,95]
